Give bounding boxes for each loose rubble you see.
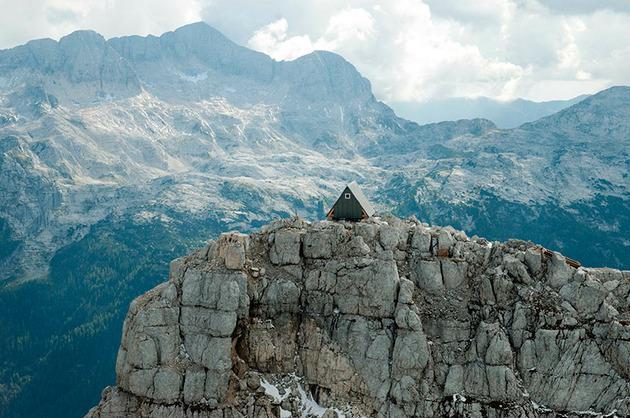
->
[87,216,629,417]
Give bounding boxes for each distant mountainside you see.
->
[390,95,588,128]
[0,22,628,417]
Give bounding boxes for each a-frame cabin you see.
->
[326,181,375,221]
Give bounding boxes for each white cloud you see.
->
[227,1,526,101]
[248,7,375,61]
[205,0,629,101]
[324,7,375,45]
[0,0,202,49]
[248,18,314,61]
[541,0,630,15]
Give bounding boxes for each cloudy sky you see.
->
[1,0,629,102]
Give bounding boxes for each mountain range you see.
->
[0,22,628,417]
[390,95,588,129]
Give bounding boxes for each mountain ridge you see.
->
[1,22,375,108]
[390,94,589,129]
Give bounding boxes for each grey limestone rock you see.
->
[437,229,455,255]
[547,252,575,288]
[334,260,399,317]
[411,259,443,291]
[303,228,334,259]
[215,232,249,270]
[346,235,371,256]
[379,224,400,250]
[411,226,432,253]
[88,217,629,418]
[524,247,542,276]
[398,277,415,304]
[270,230,302,265]
[441,259,467,289]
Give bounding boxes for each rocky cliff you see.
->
[87,216,629,417]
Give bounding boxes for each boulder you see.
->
[410,227,431,253]
[412,260,443,291]
[547,252,575,288]
[215,232,249,270]
[270,230,302,265]
[441,260,467,289]
[303,229,334,259]
[398,277,415,304]
[379,224,400,250]
[524,248,542,276]
[437,229,455,256]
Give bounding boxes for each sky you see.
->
[0,0,629,102]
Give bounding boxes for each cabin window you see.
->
[344,193,351,199]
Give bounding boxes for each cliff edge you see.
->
[87,216,629,417]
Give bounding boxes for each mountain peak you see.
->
[0,27,140,105]
[591,84,630,96]
[165,20,236,47]
[568,85,630,109]
[280,49,373,102]
[173,21,223,35]
[59,29,106,46]
[522,84,630,136]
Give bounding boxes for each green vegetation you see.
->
[0,214,223,418]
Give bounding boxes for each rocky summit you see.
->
[87,216,629,418]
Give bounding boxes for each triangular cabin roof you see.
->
[327,181,375,221]
[347,181,375,216]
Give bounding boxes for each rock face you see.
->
[87,216,629,417]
